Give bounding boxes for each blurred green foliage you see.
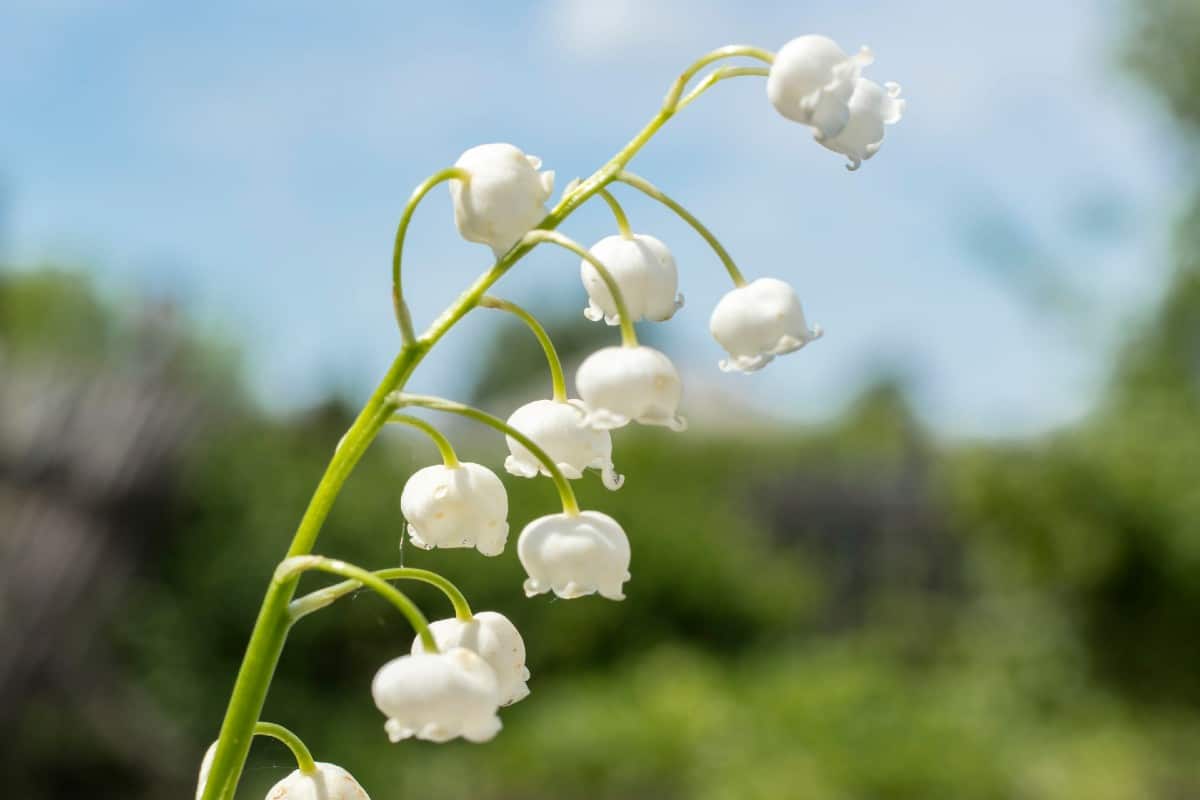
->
[5,1,1200,797]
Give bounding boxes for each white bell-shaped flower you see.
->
[450,143,554,256]
[581,234,682,325]
[400,462,509,556]
[766,35,873,140]
[504,398,623,490]
[518,510,631,601]
[412,611,530,706]
[371,647,503,743]
[818,78,905,170]
[575,345,687,431]
[709,277,822,373]
[264,763,371,800]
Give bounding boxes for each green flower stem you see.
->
[675,65,770,111]
[390,395,580,516]
[479,296,568,402]
[597,187,634,239]
[200,352,413,800]
[289,567,473,624]
[203,43,760,800]
[392,166,471,343]
[385,413,460,467]
[275,556,436,651]
[253,722,318,775]
[662,44,774,110]
[615,170,747,287]
[522,229,638,347]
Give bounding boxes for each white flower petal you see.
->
[450,143,553,256]
[195,742,217,800]
[518,510,631,601]
[504,399,623,491]
[767,35,871,139]
[264,763,371,800]
[575,346,686,431]
[818,78,906,170]
[400,463,509,556]
[372,648,503,744]
[580,234,681,325]
[709,278,821,372]
[412,611,530,706]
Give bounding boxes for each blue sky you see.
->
[0,0,1182,435]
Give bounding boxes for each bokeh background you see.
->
[3,1,1200,797]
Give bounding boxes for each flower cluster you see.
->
[197,32,905,800]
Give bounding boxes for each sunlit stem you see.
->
[289,567,473,623]
[615,170,746,286]
[390,394,580,516]
[662,45,774,110]
[253,722,317,775]
[597,187,634,239]
[275,556,436,651]
[385,414,460,467]
[676,66,770,111]
[522,229,638,347]
[392,167,472,343]
[479,296,568,402]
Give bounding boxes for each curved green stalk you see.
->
[253,722,317,775]
[391,394,580,516]
[615,170,746,286]
[201,43,769,800]
[386,414,460,467]
[289,567,473,624]
[276,556,436,651]
[676,66,770,111]
[597,187,633,239]
[479,296,567,401]
[662,44,774,110]
[522,229,638,347]
[392,167,471,343]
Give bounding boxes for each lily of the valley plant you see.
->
[197,33,905,799]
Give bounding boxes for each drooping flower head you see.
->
[767,35,904,168]
[264,763,371,800]
[518,510,631,600]
[412,611,530,706]
[450,143,554,256]
[576,345,687,431]
[817,78,905,170]
[766,35,873,140]
[371,648,503,744]
[400,462,509,556]
[504,398,623,490]
[581,234,682,325]
[709,277,822,372]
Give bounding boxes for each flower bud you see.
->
[264,763,371,800]
[581,234,682,325]
[450,143,554,256]
[817,78,905,170]
[575,345,686,431]
[766,35,873,140]
[372,648,503,743]
[400,462,509,556]
[518,510,631,601]
[504,398,623,490]
[709,277,822,372]
[412,611,530,706]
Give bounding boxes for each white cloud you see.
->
[541,0,725,60]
